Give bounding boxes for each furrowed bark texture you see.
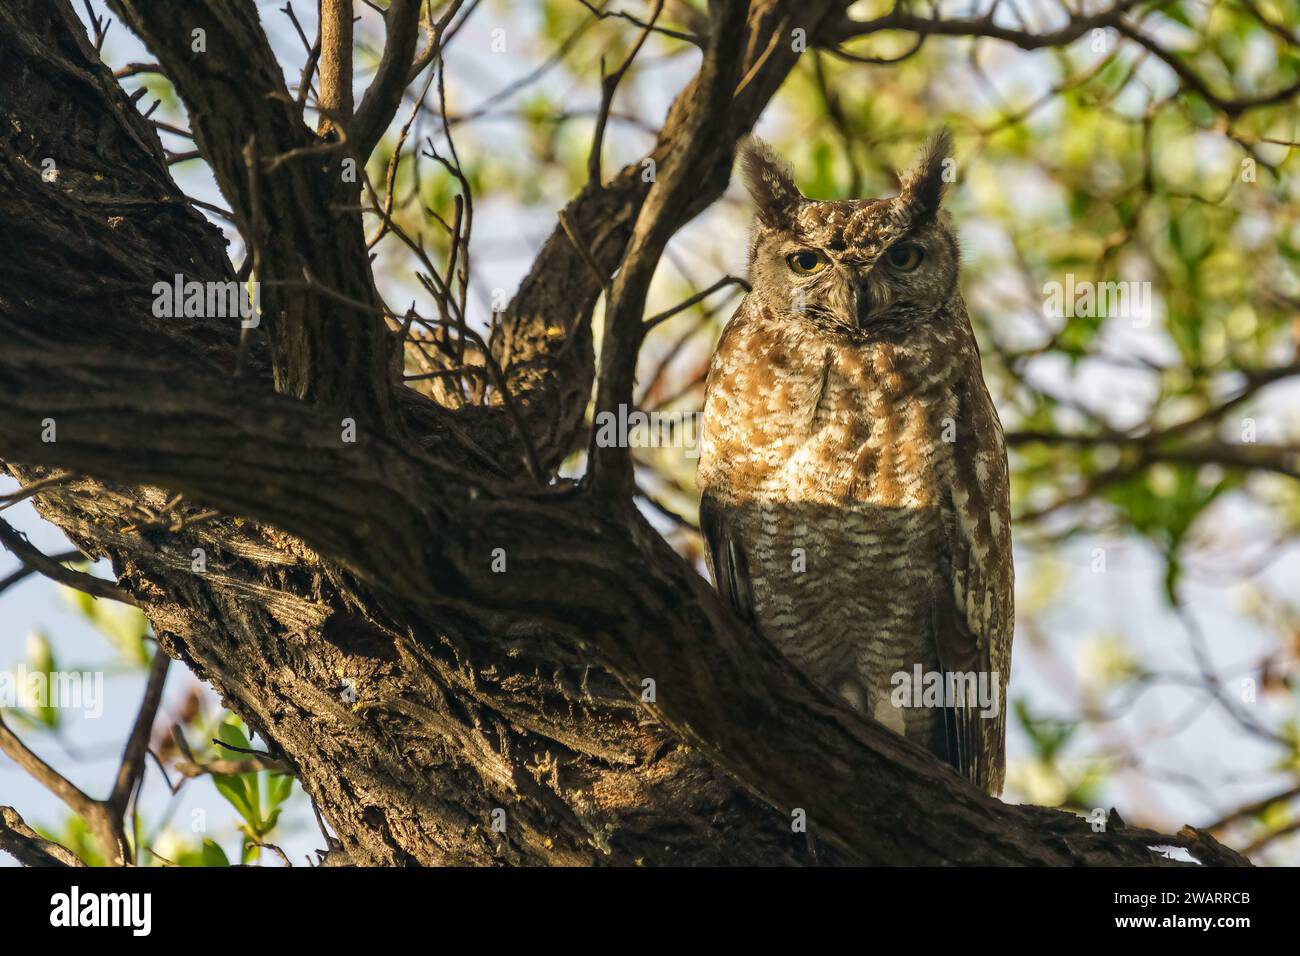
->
[0,0,1249,866]
[108,0,398,429]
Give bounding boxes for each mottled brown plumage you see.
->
[697,133,1014,794]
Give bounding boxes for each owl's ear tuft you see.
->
[899,128,954,223]
[737,137,802,226]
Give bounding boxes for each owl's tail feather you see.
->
[932,587,992,793]
[939,699,984,793]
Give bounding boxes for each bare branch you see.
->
[109,648,170,812]
[0,806,86,867]
[282,2,322,113]
[827,1,1153,51]
[174,757,293,778]
[0,517,139,607]
[590,0,749,497]
[587,0,664,185]
[112,60,160,78]
[1208,783,1300,833]
[0,713,128,865]
[495,0,852,474]
[318,0,355,137]
[0,548,86,597]
[0,471,80,510]
[407,0,473,82]
[575,0,700,45]
[643,275,749,331]
[110,0,400,429]
[351,0,425,159]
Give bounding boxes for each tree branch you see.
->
[0,713,129,865]
[825,1,1300,116]
[108,0,400,429]
[825,0,1154,51]
[109,648,170,812]
[0,517,139,607]
[587,0,663,186]
[317,0,355,137]
[496,0,853,473]
[0,806,86,867]
[0,548,86,597]
[590,0,748,497]
[351,0,424,159]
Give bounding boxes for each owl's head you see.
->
[737,131,959,333]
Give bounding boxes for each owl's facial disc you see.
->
[746,195,957,332]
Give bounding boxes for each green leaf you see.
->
[267,773,294,809]
[215,718,253,758]
[22,631,60,730]
[65,590,151,664]
[200,838,230,867]
[212,773,257,829]
[1014,700,1076,761]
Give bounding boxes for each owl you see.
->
[696,132,1014,795]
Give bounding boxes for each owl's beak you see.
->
[853,282,873,328]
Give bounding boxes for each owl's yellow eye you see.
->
[885,242,924,271]
[786,250,827,275]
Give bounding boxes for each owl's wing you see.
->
[934,376,1014,795]
[931,546,996,793]
[698,495,757,625]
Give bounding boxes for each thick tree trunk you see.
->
[0,0,1248,866]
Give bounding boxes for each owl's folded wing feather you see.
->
[934,380,1014,796]
[699,495,757,625]
[933,528,1002,794]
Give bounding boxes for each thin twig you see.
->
[0,472,79,510]
[0,517,139,607]
[643,275,748,331]
[109,649,170,813]
[588,0,663,184]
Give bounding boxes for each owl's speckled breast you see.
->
[698,301,962,509]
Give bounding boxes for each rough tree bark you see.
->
[0,0,1248,866]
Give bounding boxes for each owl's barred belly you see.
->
[727,494,947,745]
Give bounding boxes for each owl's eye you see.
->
[885,242,924,272]
[786,250,827,275]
